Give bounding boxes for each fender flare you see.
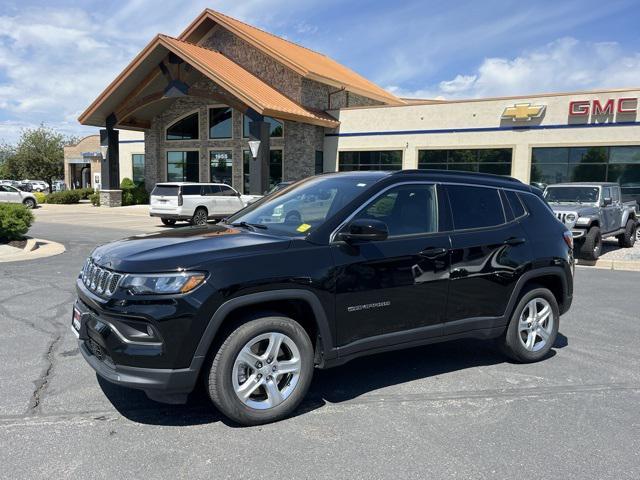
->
[188,289,335,373]
[504,266,571,318]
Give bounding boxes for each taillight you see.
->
[563,230,573,250]
[178,193,183,206]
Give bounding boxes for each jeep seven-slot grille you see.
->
[81,258,122,297]
[556,213,568,223]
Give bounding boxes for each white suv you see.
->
[149,182,261,226]
[0,184,37,208]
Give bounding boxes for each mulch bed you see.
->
[0,238,27,250]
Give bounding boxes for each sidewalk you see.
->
[576,238,640,271]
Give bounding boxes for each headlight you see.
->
[120,272,206,295]
[576,216,591,226]
[565,213,576,222]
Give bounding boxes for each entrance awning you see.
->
[78,35,340,130]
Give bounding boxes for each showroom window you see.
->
[210,150,233,185]
[418,148,512,176]
[338,150,403,171]
[242,115,284,138]
[209,107,233,139]
[167,151,199,182]
[242,150,284,193]
[166,113,199,140]
[531,146,640,204]
[132,154,145,185]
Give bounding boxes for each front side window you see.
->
[352,184,438,237]
[132,154,145,184]
[209,107,233,139]
[219,185,237,197]
[210,150,233,185]
[167,151,199,182]
[166,113,199,140]
[447,185,505,230]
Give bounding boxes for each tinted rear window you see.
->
[447,185,505,230]
[505,190,526,218]
[151,185,179,196]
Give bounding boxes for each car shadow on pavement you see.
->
[98,333,569,427]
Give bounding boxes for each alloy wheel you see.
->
[518,298,554,352]
[232,332,301,410]
[193,210,207,225]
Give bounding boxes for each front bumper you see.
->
[571,229,586,239]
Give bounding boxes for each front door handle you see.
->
[504,237,526,246]
[419,247,447,259]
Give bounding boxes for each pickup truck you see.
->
[544,182,638,260]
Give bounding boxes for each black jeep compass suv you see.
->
[73,170,574,425]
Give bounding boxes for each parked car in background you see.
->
[74,170,574,425]
[544,182,637,260]
[24,180,50,192]
[149,182,262,226]
[0,184,37,208]
[52,181,66,192]
[530,182,547,191]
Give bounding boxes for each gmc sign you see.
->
[569,98,638,116]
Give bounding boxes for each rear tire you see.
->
[206,315,314,426]
[191,207,208,226]
[160,218,176,226]
[580,226,601,260]
[617,220,636,248]
[500,287,559,363]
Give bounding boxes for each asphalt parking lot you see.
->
[1,209,639,479]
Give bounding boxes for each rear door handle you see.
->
[419,247,447,259]
[504,237,526,246]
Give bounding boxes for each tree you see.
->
[12,126,68,192]
[0,143,17,179]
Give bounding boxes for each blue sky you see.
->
[0,0,639,143]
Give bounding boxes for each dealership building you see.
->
[78,9,640,206]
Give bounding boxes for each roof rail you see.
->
[393,169,522,183]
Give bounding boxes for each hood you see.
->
[550,204,599,216]
[90,224,290,273]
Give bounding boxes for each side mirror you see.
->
[603,197,612,206]
[338,219,388,243]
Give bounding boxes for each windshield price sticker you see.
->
[296,223,312,233]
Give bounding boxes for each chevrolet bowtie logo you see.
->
[501,103,546,121]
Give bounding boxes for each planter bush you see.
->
[120,178,149,206]
[76,187,95,200]
[45,190,81,204]
[33,192,47,204]
[0,204,34,241]
[89,192,100,206]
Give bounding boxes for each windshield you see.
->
[227,175,381,236]
[544,186,600,203]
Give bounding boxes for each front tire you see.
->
[206,315,314,426]
[500,287,559,363]
[22,198,36,209]
[617,220,636,248]
[580,226,602,260]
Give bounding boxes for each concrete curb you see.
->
[576,258,640,272]
[0,238,66,263]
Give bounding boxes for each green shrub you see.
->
[45,190,81,204]
[119,178,149,206]
[76,187,94,200]
[33,192,47,204]
[0,204,34,241]
[89,192,100,206]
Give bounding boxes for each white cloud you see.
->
[395,37,640,100]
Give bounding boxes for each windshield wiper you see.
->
[229,221,268,231]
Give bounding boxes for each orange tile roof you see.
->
[180,9,404,106]
[159,35,339,127]
[78,35,339,128]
